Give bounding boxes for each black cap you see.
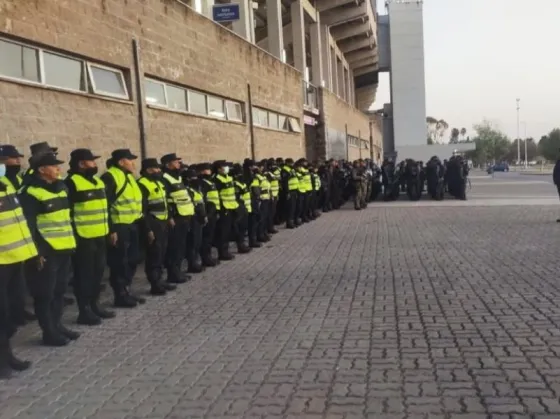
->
[285,158,294,165]
[111,149,138,161]
[213,160,227,169]
[161,153,182,165]
[184,168,197,178]
[243,158,255,167]
[197,163,212,172]
[70,148,100,162]
[141,158,160,172]
[35,153,64,167]
[30,142,57,155]
[0,145,24,158]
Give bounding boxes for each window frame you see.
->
[86,62,130,100]
[0,37,42,85]
[165,83,188,112]
[144,78,168,107]
[225,100,243,122]
[288,117,302,133]
[207,95,226,119]
[187,89,208,116]
[40,49,88,94]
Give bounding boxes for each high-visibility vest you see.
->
[298,168,312,193]
[235,180,252,213]
[201,178,220,211]
[282,166,299,191]
[214,174,238,210]
[67,174,109,239]
[270,168,280,198]
[138,176,168,221]
[107,167,143,225]
[24,185,76,251]
[312,173,321,191]
[257,174,270,200]
[163,173,194,217]
[187,186,204,207]
[0,177,38,264]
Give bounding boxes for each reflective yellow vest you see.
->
[282,166,299,191]
[201,178,220,211]
[138,176,168,221]
[215,174,238,210]
[187,186,204,207]
[67,174,109,239]
[257,174,270,200]
[312,173,321,191]
[163,173,194,217]
[25,184,76,251]
[270,168,280,198]
[235,180,252,213]
[298,168,312,193]
[107,167,143,225]
[0,177,37,264]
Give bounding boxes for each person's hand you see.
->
[147,231,155,245]
[168,218,176,228]
[203,217,208,226]
[37,256,46,271]
[109,232,118,247]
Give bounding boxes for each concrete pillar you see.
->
[330,46,337,94]
[319,25,330,89]
[291,1,306,77]
[309,17,323,87]
[349,69,355,106]
[266,0,284,60]
[337,58,345,99]
[232,0,255,44]
[345,66,351,104]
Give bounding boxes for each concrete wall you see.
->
[0,0,303,163]
[387,0,427,148]
[396,143,476,162]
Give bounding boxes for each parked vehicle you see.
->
[487,163,509,174]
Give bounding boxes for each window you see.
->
[252,107,261,125]
[145,79,167,106]
[258,109,269,127]
[226,100,243,122]
[166,85,187,111]
[207,96,225,119]
[188,90,207,115]
[269,113,279,130]
[279,115,288,131]
[43,52,86,92]
[0,39,39,82]
[288,117,301,133]
[87,64,128,99]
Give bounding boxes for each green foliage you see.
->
[504,138,538,162]
[449,128,460,144]
[464,120,510,165]
[537,128,560,161]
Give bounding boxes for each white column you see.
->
[345,66,351,104]
[232,0,255,43]
[309,17,323,87]
[291,0,306,76]
[337,58,345,99]
[349,69,355,106]
[330,46,338,94]
[319,25,330,89]
[266,0,284,60]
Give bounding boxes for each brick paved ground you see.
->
[2,174,560,419]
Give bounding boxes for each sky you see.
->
[373,0,560,141]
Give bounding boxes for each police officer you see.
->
[65,149,115,325]
[266,158,280,235]
[183,167,206,274]
[22,142,59,186]
[243,159,261,248]
[0,148,37,376]
[161,153,194,283]
[281,158,299,229]
[137,159,176,296]
[310,164,322,219]
[0,145,36,326]
[101,149,144,308]
[255,160,271,242]
[197,163,219,267]
[20,153,79,346]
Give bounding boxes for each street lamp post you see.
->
[522,122,528,168]
[516,98,520,167]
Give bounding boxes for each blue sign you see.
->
[212,4,240,22]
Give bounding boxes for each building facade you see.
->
[0,0,382,164]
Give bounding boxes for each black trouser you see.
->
[216,210,232,256]
[107,223,140,295]
[285,191,297,226]
[297,193,309,221]
[233,208,248,243]
[166,218,190,282]
[186,218,203,268]
[145,219,168,285]
[0,263,24,341]
[268,198,278,232]
[25,253,72,337]
[309,191,317,216]
[5,263,26,326]
[275,195,285,224]
[248,212,259,245]
[257,200,270,239]
[201,213,217,262]
[73,236,106,306]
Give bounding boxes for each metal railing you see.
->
[302,80,318,110]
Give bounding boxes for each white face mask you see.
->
[223,166,230,175]
[0,164,5,177]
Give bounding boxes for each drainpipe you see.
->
[247,83,256,160]
[132,38,147,159]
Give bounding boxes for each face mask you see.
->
[5,165,21,177]
[84,167,99,177]
[149,172,163,180]
[0,164,5,177]
[223,166,230,175]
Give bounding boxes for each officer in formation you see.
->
[3,144,366,379]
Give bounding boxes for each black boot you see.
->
[91,300,116,319]
[237,243,252,254]
[114,289,138,308]
[249,240,262,248]
[286,222,295,229]
[162,282,177,291]
[77,303,102,326]
[187,261,204,274]
[7,340,31,372]
[57,323,80,340]
[167,266,187,284]
[150,281,167,296]
[35,302,68,347]
[53,298,80,340]
[23,310,36,322]
[63,295,74,306]
[0,336,12,379]
[268,228,279,234]
[219,252,235,261]
[201,255,217,267]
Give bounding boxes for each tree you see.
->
[538,128,560,161]
[427,136,434,145]
[460,127,467,141]
[449,127,460,144]
[426,116,438,144]
[436,119,449,143]
[504,138,538,163]
[464,120,510,166]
